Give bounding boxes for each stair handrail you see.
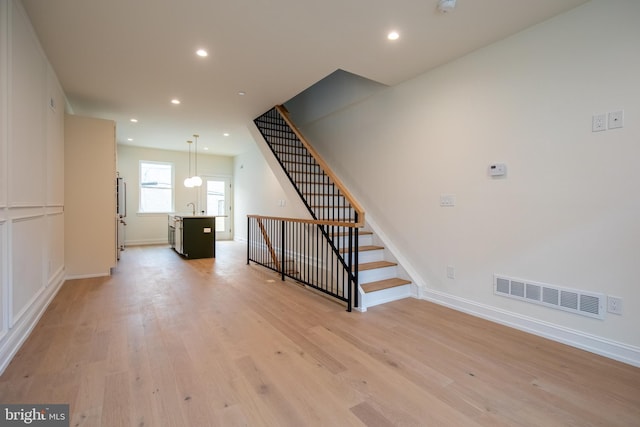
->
[275,105,365,227]
[248,214,361,228]
[247,214,360,311]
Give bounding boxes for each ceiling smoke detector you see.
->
[437,0,456,13]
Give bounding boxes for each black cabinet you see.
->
[182,217,215,258]
[169,215,216,259]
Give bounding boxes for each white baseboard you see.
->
[364,214,639,367]
[65,272,110,280]
[421,288,640,368]
[0,273,66,375]
[124,239,168,246]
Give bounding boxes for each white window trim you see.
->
[138,160,175,214]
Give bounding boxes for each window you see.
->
[139,161,173,213]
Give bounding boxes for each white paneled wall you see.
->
[11,216,45,326]
[0,1,66,373]
[9,1,46,206]
[0,0,6,208]
[0,221,6,343]
[47,212,65,285]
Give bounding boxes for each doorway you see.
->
[200,176,232,240]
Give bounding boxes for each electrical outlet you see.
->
[608,110,624,129]
[592,113,607,132]
[446,266,456,279]
[607,296,623,315]
[440,194,456,207]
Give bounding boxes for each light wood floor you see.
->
[1,241,639,426]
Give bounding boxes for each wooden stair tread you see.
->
[339,245,383,254]
[335,231,372,236]
[359,260,397,271]
[361,278,411,293]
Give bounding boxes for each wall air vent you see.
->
[494,274,605,320]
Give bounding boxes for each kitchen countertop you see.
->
[170,214,227,218]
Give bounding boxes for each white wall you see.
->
[233,126,309,242]
[298,0,640,363]
[117,144,234,245]
[0,0,66,373]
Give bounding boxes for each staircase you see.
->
[338,231,412,310]
[254,106,412,310]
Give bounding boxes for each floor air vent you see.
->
[494,275,605,319]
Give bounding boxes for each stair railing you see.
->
[254,106,365,227]
[250,106,365,310]
[247,215,359,311]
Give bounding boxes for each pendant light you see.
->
[191,134,202,187]
[184,140,194,188]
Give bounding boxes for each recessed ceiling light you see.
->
[223,132,230,137]
[171,99,181,105]
[238,91,246,96]
[387,31,400,41]
[196,49,208,57]
[204,147,209,150]
[130,118,138,123]
[127,138,133,141]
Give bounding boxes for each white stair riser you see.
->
[356,249,384,264]
[361,284,412,309]
[336,234,373,248]
[358,265,398,284]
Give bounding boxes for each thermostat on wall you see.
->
[489,163,506,177]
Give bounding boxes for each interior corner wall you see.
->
[116,144,234,245]
[0,0,66,374]
[299,0,640,359]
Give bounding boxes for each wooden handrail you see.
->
[275,105,365,227]
[248,214,360,228]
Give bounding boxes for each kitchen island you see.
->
[168,215,219,259]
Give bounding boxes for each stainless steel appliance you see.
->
[116,175,127,260]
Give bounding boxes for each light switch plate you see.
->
[608,110,624,129]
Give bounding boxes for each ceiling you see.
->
[21,0,588,156]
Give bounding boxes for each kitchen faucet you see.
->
[187,202,195,216]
